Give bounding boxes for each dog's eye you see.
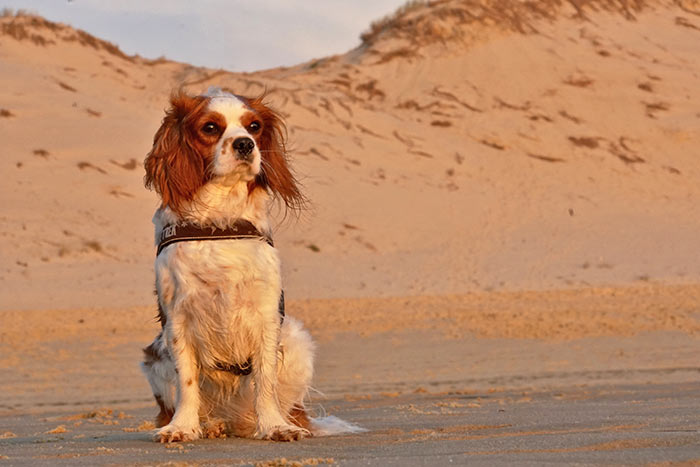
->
[247,121,261,133]
[201,122,220,135]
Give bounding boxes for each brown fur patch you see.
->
[143,91,221,214]
[240,94,306,212]
[142,337,162,366]
[289,405,312,431]
[154,395,174,427]
[156,300,167,327]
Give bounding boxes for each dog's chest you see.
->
[155,240,281,367]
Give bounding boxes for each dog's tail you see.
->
[309,415,366,436]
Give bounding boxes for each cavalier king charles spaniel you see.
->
[140,87,353,443]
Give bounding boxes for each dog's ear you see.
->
[246,95,305,211]
[144,91,208,213]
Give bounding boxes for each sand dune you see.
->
[1,1,699,310]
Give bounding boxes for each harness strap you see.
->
[215,358,252,376]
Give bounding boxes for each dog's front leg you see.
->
[155,317,202,443]
[253,294,310,441]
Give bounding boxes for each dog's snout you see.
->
[233,137,255,159]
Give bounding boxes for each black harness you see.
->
[156,219,285,376]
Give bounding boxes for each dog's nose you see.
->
[233,137,255,159]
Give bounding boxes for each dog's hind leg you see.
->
[275,317,316,430]
[141,331,177,427]
[275,317,365,437]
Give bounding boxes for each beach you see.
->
[1,1,700,464]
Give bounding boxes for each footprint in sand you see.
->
[643,101,670,119]
[77,161,107,174]
[110,158,139,170]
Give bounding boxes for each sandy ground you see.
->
[2,284,700,465]
[1,383,699,466]
[2,1,700,464]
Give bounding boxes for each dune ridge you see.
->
[358,0,681,61]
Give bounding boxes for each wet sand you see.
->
[1,383,699,466]
[1,285,699,465]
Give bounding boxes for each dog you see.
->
[141,87,336,443]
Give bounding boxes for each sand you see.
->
[1,0,700,464]
[2,285,700,464]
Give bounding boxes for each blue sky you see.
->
[3,0,408,71]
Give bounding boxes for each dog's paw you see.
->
[154,423,200,443]
[257,424,311,442]
[202,420,227,439]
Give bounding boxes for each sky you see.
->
[2,0,408,71]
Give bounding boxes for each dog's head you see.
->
[144,87,303,214]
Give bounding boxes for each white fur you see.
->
[311,416,367,436]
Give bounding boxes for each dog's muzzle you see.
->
[233,137,255,161]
